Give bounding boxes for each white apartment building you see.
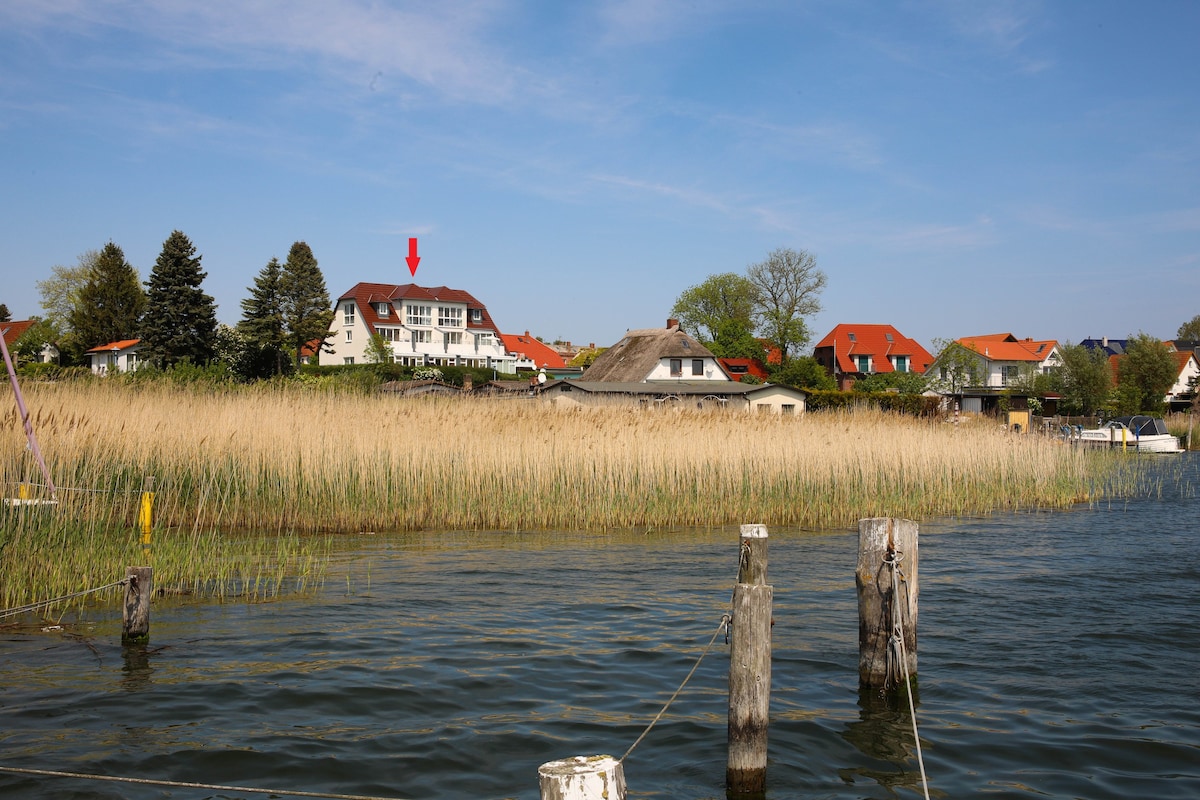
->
[319,282,518,372]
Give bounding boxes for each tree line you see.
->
[672,248,1199,416]
[11,233,335,380]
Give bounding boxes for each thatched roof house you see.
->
[583,319,731,382]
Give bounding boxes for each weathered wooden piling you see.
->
[727,524,772,797]
[122,566,153,643]
[538,755,625,800]
[856,518,919,689]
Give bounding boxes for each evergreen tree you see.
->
[70,242,146,351]
[0,304,10,322]
[279,241,334,367]
[238,257,290,377]
[141,230,219,368]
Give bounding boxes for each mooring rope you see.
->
[0,580,128,621]
[0,765,409,800]
[884,550,931,800]
[619,611,731,764]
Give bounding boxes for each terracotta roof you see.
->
[1,320,35,348]
[813,323,934,374]
[335,282,502,335]
[718,358,770,382]
[86,339,141,353]
[499,332,567,369]
[583,322,722,382]
[956,333,1057,363]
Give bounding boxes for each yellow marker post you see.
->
[139,477,155,553]
[17,482,29,500]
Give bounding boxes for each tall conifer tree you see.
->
[70,242,146,351]
[279,241,334,366]
[141,230,218,368]
[238,256,290,377]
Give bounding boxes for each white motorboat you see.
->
[1073,415,1184,453]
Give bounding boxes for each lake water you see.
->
[1,454,1197,799]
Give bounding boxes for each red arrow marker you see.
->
[406,237,421,276]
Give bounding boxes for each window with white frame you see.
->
[375,302,390,316]
[1001,365,1019,385]
[893,355,908,373]
[470,308,483,323]
[438,306,463,327]
[445,331,462,345]
[407,304,432,326]
[345,330,353,344]
[377,327,401,342]
[691,359,704,376]
[413,329,431,344]
[670,358,682,376]
[343,357,355,365]
[344,302,356,325]
[476,333,495,346]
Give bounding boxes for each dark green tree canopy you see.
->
[770,356,836,391]
[671,272,758,343]
[1057,343,1112,416]
[0,304,10,322]
[279,241,334,366]
[706,318,767,362]
[70,242,146,351]
[141,230,219,368]
[238,256,290,377]
[1177,315,1200,340]
[1114,333,1175,414]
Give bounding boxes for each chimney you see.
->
[667,318,679,330]
[1102,336,1108,348]
[462,374,473,392]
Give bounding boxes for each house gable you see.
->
[583,320,730,383]
[813,323,934,388]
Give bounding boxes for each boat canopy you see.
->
[1111,416,1170,436]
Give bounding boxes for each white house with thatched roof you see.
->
[583,319,731,382]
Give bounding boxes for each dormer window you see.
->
[470,309,483,323]
[375,302,390,316]
[848,332,856,342]
[885,333,893,342]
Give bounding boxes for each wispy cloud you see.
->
[588,173,731,213]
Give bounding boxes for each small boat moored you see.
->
[1072,415,1184,453]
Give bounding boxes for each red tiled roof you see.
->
[813,323,934,374]
[718,358,770,382]
[956,333,1057,362]
[86,339,141,353]
[336,282,501,336]
[499,332,567,369]
[1,320,35,348]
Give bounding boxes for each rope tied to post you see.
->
[881,547,930,800]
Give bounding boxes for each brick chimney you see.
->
[667,318,680,330]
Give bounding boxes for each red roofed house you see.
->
[812,324,934,390]
[1,320,58,364]
[718,358,770,382]
[86,339,142,375]
[320,283,517,372]
[499,331,567,371]
[1166,350,1200,410]
[927,333,1062,415]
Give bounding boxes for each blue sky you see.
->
[2,1,1198,353]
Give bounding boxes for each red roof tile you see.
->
[813,323,934,374]
[336,282,502,336]
[499,332,567,369]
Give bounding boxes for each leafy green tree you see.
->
[770,356,836,390]
[1057,343,1112,416]
[671,272,758,343]
[1177,315,1200,340]
[238,256,290,378]
[0,304,10,322]
[746,247,826,364]
[279,241,334,367]
[926,339,983,394]
[70,242,146,352]
[12,317,58,364]
[853,370,930,394]
[364,333,394,365]
[141,230,218,368]
[1115,333,1176,414]
[37,252,99,365]
[706,318,767,361]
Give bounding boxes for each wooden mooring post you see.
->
[122,566,153,644]
[727,524,772,798]
[856,518,919,690]
[538,755,625,800]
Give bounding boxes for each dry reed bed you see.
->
[2,381,1106,536]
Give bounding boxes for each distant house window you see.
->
[343,357,355,365]
[345,330,353,343]
[692,359,704,376]
[439,307,464,327]
[378,327,401,342]
[445,332,462,345]
[407,305,432,326]
[127,353,138,369]
[413,330,431,344]
[885,333,893,342]
[1001,365,1019,385]
[670,358,683,376]
[470,309,483,323]
[893,355,908,373]
[375,302,390,316]
[344,303,356,325]
[728,364,748,374]
[848,333,856,342]
[476,333,495,347]
[782,404,796,415]
[856,355,870,372]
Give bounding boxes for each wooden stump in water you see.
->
[856,518,918,690]
[727,524,772,797]
[537,755,626,800]
[122,566,153,644]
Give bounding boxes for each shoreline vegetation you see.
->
[1,381,1137,609]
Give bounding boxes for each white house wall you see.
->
[643,356,728,381]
